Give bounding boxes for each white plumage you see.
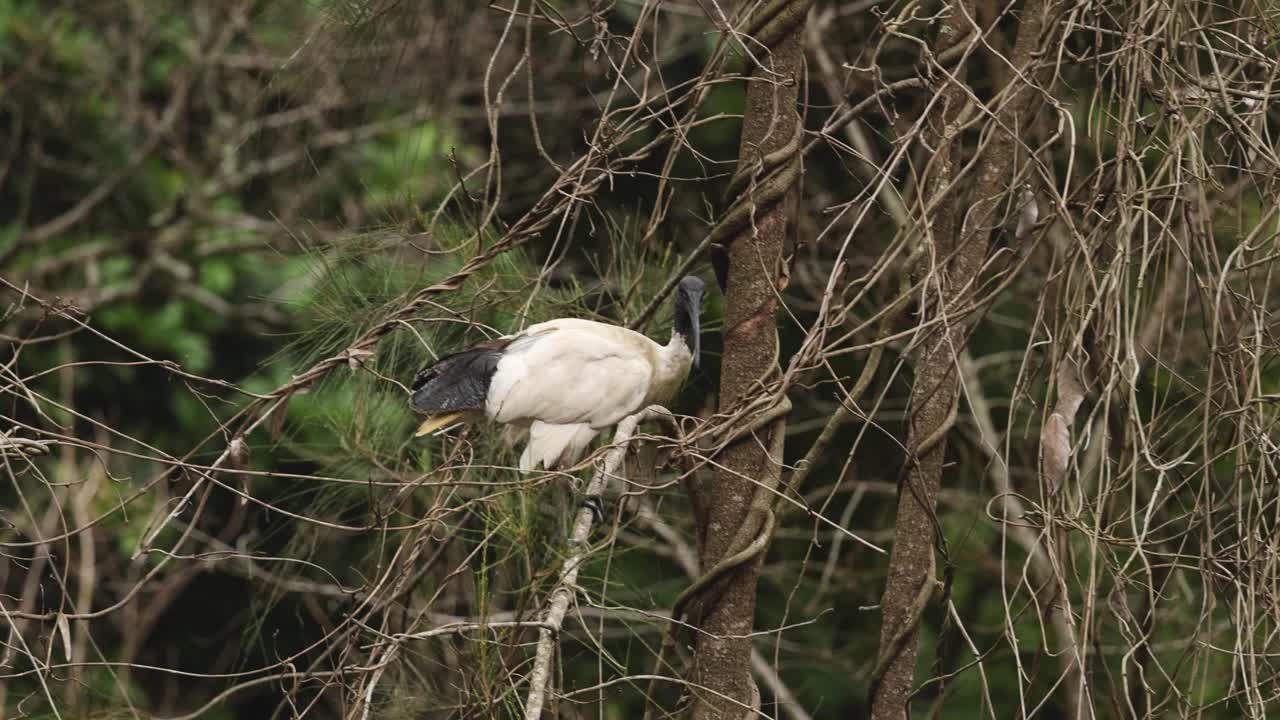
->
[409,276,705,471]
[519,421,598,472]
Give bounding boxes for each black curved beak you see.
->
[692,297,702,369]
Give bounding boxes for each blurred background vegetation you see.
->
[3,0,1279,718]
[0,2,748,716]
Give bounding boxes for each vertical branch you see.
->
[866,4,972,714]
[869,1,1058,717]
[685,1,810,717]
[523,406,669,720]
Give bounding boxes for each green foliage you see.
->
[359,121,466,213]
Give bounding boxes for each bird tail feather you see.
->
[519,422,598,472]
[410,337,512,417]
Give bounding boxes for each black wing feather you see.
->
[410,337,512,414]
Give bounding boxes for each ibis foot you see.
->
[580,494,605,525]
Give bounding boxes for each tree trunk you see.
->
[868,1,1058,718]
[686,2,807,718]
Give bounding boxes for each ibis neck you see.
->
[670,304,700,370]
[671,309,695,351]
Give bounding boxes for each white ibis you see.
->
[409,276,706,472]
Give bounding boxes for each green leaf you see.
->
[199,258,236,295]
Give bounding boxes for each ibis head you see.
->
[673,275,705,369]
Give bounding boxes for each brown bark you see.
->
[868,65,967,720]
[685,3,806,718]
[869,1,1057,718]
